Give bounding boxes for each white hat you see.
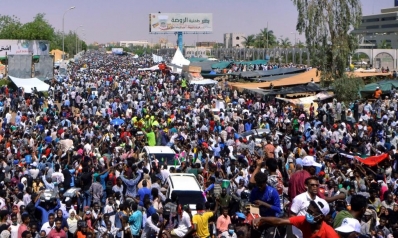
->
[31,162,38,167]
[310,199,330,216]
[376,86,379,89]
[302,156,321,167]
[335,218,361,233]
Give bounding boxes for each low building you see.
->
[119,40,151,48]
[224,33,246,48]
[196,41,217,47]
[185,47,212,58]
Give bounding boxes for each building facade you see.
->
[352,3,398,49]
[223,33,246,48]
[119,40,151,48]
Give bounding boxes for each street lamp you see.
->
[81,33,86,52]
[290,32,297,47]
[62,6,76,60]
[75,25,83,55]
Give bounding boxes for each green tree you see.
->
[296,40,306,48]
[279,37,292,48]
[378,40,392,49]
[0,15,23,39]
[242,34,256,48]
[20,13,55,40]
[255,28,277,48]
[292,0,362,84]
[331,74,363,102]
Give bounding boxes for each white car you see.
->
[165,173,206,215]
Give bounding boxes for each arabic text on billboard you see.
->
[0,40,49,57]
[112,48,124,55]
[149,13,213,33]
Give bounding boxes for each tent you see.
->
[190,79,217,85]
[360,80,398,97]
[276,92,333,105]
[189,58,208,62]
[137,65,159,71]
[269,83,324,95]
[230,68,306,78]
[171,48,190,67]
[211,61,232,69]
[8,76,50,93]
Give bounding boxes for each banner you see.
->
[149,13,212,33]
[112,48,123,55]
[0,40,49,57]
[8,55,32,79]
[152,54,163,63]
[34,55,54,80]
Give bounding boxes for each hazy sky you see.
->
[0,0,394,45]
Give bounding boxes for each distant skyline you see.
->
[0,0,394,45]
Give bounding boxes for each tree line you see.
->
[0,13,87,57]
[241,28,305,49]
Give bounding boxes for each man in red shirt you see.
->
[48,218,67,238]
[253,200,339,238]
[288,156,325,201]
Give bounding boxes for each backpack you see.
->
[106,180,114,195]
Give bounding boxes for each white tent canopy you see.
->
[171,48,190,67]
[8,76,50,93]
[190,79,217,85]
[137,65,159,71]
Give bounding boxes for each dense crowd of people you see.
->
[0,51,396,238]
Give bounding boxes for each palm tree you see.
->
[279,37,292,48]
[242,34,256,48]
[255,28,277,48]
[296,40,306,48]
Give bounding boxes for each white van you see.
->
[166,173,206,214]
[141,146,180,170]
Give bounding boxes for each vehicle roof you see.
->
[143,146,175,154]
[168,173,201,191]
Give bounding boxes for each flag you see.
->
[340,152,389,166]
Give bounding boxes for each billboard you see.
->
[0,40,49,57]
[112,48,124,55]
[149,13,212,33]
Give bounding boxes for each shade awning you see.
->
[8,76,50,93]
[190,79,217,85]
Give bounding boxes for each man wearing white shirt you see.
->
[171,208,192,237]
[290,177,330,238]
[40,213,56,235]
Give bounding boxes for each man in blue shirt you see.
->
[250,171,281,237]
[136,180,151,207]
[249,172,281,217]
[129,203,142,238]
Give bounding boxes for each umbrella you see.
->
[110,118,125,126]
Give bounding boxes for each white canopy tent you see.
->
[137,65,160,71]
[8,76,50,93]
[171,48,190,67]
[190,79,217,85]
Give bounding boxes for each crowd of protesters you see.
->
[0,51,396,238]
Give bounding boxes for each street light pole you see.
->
[75,25,83,55]
[62,6,76,60]
[290,32,297,47]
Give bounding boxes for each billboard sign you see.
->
[149,13,213,33]
[112,48,124,55]
[0,40,49,57]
